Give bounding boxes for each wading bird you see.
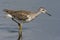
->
[3,7,51,40]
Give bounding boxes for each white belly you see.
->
[26,15,32,22]
[26,15,35,22]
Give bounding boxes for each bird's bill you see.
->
[46,12,51,16]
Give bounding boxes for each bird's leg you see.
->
[11,18,22,40]
[17,23,22,40]
[12,18,20,24]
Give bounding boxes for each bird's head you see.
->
[38,7,51,16]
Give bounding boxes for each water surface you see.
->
[0,0,60,40]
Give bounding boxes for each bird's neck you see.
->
[35,11,41,17]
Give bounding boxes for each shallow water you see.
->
[0,0,60,40]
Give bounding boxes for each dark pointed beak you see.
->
[46,12,51,16]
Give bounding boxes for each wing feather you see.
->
[12,12,29,21]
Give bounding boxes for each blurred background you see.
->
[0,0,60,40]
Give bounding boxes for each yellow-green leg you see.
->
[11,18,22,40]
[17,23,22,40]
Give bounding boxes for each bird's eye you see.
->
[42,9,44,11]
